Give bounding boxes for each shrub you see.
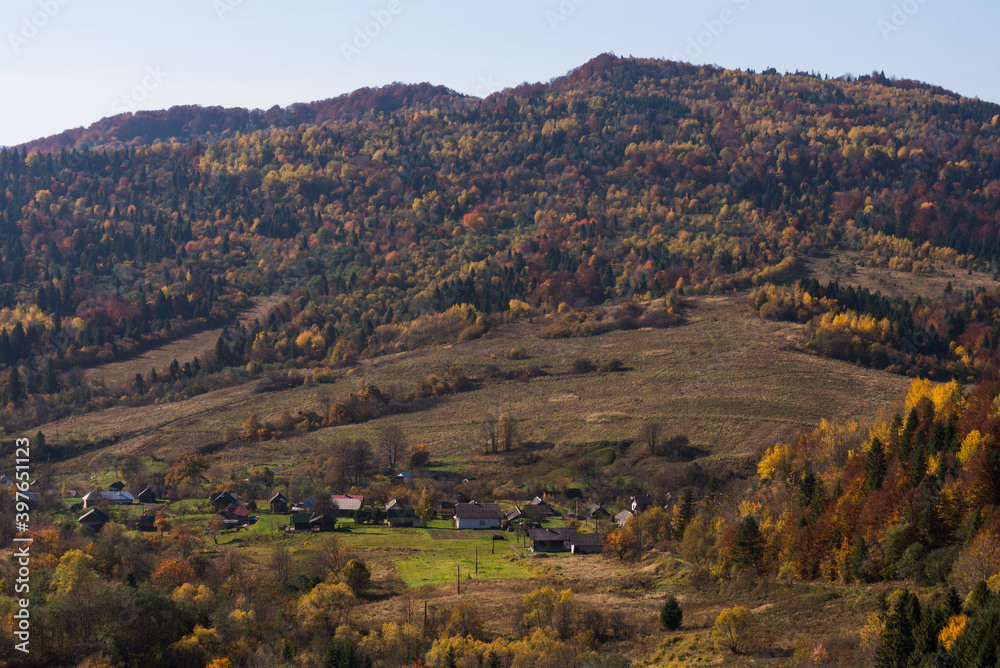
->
[712,606,758,654]
[572,358,595,374]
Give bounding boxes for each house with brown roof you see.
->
[78,508,110,532]
[137,514,157,532]
[386,499,420,527]
[454,501,502,529]
[587,503,612,521]
[269,491,289,514]
[525,496,555,517]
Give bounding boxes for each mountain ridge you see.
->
[20,53,989,154]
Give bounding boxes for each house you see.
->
[528,527,576,553]
[392,472,413,485]
[291,512,335,531]
[505,507,525,522]
[587,503,611,521]
[209,491,239,511]
[83,490,135,507]
[525,496,555,517]
[570,532,603,554]
[108,481,126,492]
[137,514,157,532]
[630,494,654,514]
[615,510,634,527]
[78,508,110,532]
[309,513,337,532]
[291,496,318,513]
[136,487,157,504]
[330,494,364,517]
[221,503,252,528]
[454,501,502,529]
[385,499,421,528]
[269,491,289,514]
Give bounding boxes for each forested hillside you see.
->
[3,53,1000,432]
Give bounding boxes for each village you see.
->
[53,477,668,558]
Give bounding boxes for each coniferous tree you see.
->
[864,437,887,493]
[660,595,683,631]
[731,516,763,571]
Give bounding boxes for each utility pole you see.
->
[476,546,478,575]
[457,566,460,594]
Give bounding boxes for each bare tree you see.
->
[317,386,334,418]
[479,413,499,454]
[269,543,293,583]
[640,420,663,456]
[379,425,406,472]
[349,439,372,487]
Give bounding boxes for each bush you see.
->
[597,358,623,373]
[660,596,683,631]
[505,347,528,360]
[572,358,596,374]
[712,606,758,654]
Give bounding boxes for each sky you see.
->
[1,0,998,147]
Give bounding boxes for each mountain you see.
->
[3,53,1000,431]
[20,82,465,152]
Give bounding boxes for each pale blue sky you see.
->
[2,0,997,146]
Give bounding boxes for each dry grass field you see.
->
[42,292,911,487]
[802,250,997,301]
[80,294,287,386]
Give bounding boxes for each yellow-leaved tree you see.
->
[297,581,355,635]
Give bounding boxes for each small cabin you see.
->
[209,491,239,511]
[269,491,289,514]
[78,508,110,532]
[587,503,611,521]
[570,532,603,554]
[385,499,420,528]
[136,487,157,504]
